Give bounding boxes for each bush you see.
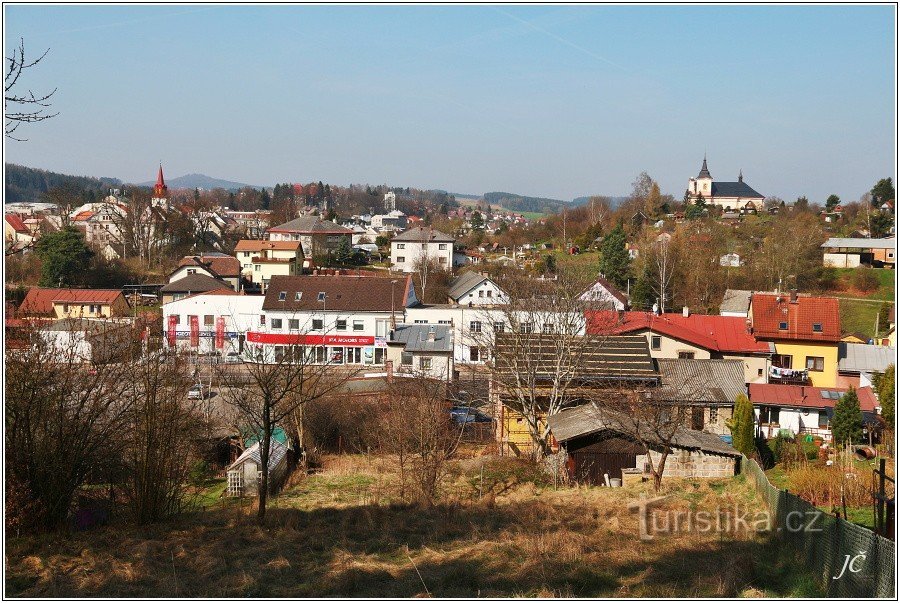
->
[851,267,880,293]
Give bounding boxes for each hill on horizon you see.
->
[136,173,263,191]
[5,163,122,204]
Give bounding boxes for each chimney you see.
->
[385,360,394,383]
[790,289,798,303]
[428,326,436,341]
[682,306,689,317]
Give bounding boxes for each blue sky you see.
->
[4,4,896,202]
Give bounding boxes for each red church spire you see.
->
[153,163,168,198]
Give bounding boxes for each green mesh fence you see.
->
[742,456,895,598]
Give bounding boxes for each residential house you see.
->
[390,226,460,272]
[548,403,741,485]
[5,213,35,253]
[170,253,242,291]
[19,287,131,319]
[837,342,896,389]
[233,240,304,292]
[748,383,879,442]
[719,289,752,318]
[821,237,896,268]
[719,253,742,267]
[226,438,289,497]
[749,292,841,387]
[446,271,507,306]
[578,276,629,311]
[371,210,408,232]
[160,273,235,305]
[653,358,747,435]
[266,216,353,259]
[386,323,454,381]
[225,209,272,239]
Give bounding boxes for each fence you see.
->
[742,456,895,598]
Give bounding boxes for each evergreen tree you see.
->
[259,189,271,210]
[878,365,895,430]
[825,194,840,211]
[35,226,93,287]
[629,265,653,310]
[598,224,630,289]
[871,177,895,207]
[729,394,756,457]
[831,387,863,446]
[194,188,200,202]
[333,237,355,266]
[694,191,706,208]
[471,211,484,230]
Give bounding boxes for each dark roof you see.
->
[447,272,495,301]
[160,273,232,293]
[719,289,752,314]
[838,343,896,374]
[697,157,711,179]
[267,215,353,235]
[392,226,456,243]
[175,254,241,278]
[388,323,453,353]
[261,275,416,312]
[548,403,741,457]
[493,333,658,384]
[654,359,746,404]
[710,181,764,199]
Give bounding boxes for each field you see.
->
[6,454,824,598]
[826,268,894,339]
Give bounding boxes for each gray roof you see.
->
[838,343,897,374]
[160,273,232,293]
[268,215,353,234]
[388,323,453,353]
[821,237,896,250]
[710,181,764,199]
[654,359,746,405]
[227,438,289,472]
[392,226,456,243]
[548,403,741,457]
[447,271,492,301]
[719,289,752,314]
[697,158,711,179]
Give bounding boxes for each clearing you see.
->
[6,454,823,598]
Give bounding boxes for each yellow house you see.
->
[749,292,841,388]
[19,287,131,319]
[234,240,304,292]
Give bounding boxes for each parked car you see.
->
[224,351,243,364]
[187,384,208,400]
[450,406,492,424]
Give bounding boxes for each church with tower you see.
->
[151,164,169,209]
[687,157,765,212]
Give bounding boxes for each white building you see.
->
[390,226,460,272]
[446,272,507,306]
[687,158,765,212]
[578,276,628,311]
[371,210,408,232]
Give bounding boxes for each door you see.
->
[571,451,637,484]
[692,407,705,430]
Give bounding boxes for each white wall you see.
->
[823,253,860,268]
[453,280,507,306]
[391,240,454,272]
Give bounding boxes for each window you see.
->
[278,291,287,301]
[812,323,823,333]
[254,264,261,272]
[204,315,214,326]
[439,320,452,325]
[542,323,554,334]
[760,406,780,424]
[259,315,266,326]
[274,346,285,362]
[818,411,829,429]
[678,351,695,359]
[397,256,406,263]
[478,290,485,298]
[772,354,792,369]
[173,315,181,325]
[271,318,283,329]
[438,243,447,250]
[317,292,326,302]
[758,368,764,377]
[493,322,504,333]
[778,321,788,330]
[709,407,719,423]
[805,356,825,372]
[295,292,302,301]
[397,243,405,249]
[353,320,364,331]
[336,319,347,331]
[520,322,533,334]
[289,319,300,330]
[469,321,482,333]
[313,318,324,331]
[419,357,432,370]
[438,257,447,264]
[187,268,196,275]
[63,303,69,313]
[650,336,662,350]
[401,352,413,366]
[470,347,481,362]
[374,348,385,365]
[487,290,493,298]
[414,319,428,324]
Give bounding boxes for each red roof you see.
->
[750,293,840,342]
[5,214,29,233]
[749,383,877,412]
[19,288,126,316]
[586,311,770,353]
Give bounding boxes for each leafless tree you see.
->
[639,233,677,313]
[5,38,58,140]
[412,250,441,302]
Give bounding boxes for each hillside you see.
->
[136,173,261,191]
[5,163,121,204]
[571,195,628,209]
[483,191,568,214]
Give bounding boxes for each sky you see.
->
[4,4,896,203]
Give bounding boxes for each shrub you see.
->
[832,387,863,446]
[851,267,880,293]
[730,394,755,457]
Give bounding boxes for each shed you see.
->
[226,438,289,497]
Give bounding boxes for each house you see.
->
[719,289,752,318]
[578,276,629,311]
[749,291,841,387]
[840,332,871,345]
[371,210,408,231]
[748,383,879,442]
[5,213,35,252]
[266,216,353,259]
[226,438,289,497]
[653,358,747,435]
[687,158,765,212]
[233,240,304,292]
[170,254,242,292]
[446,271,507,306]
[548,403,741,485]
[821,237,896,268]
[837,343,896,389]
[19,287,131,319]
[39,318,134,364]
[493,333,659,458]
[386,323,454,381]
[160,273,235,305]
[390,226,460,272]
[719,253,742,267]
[586,310,772,384]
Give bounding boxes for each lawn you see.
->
[839,299,886,340]
[828,267,895,302]
[6,454,824,598]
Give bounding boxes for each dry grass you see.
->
[6,455,822,598]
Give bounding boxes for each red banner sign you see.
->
[189,315,200,348]
[215,317,226,349]
[167,315,177,347]
[246,332,376,346]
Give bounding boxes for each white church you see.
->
[687,157,765,212]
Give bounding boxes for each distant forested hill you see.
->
[483,191,568,214]
[571,195,628,208]
[5,163,122,204]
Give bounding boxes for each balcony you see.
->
[767,366,810,385]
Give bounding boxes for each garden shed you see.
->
[226,438,289,497]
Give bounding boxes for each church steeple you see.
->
[153,163,168,199]
[697,156,712,179]
[738,169,743,183]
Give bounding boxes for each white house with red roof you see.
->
[4,213,35,253]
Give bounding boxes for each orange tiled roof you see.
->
[19,288,126,316]
[750,293,840,342]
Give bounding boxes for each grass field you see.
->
[6,454,824,597]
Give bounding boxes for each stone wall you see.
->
[637,448,737,479]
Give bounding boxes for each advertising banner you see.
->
[215,317,226,349]
[189,315,200,348]
[167,315,177,347]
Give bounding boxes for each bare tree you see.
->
[5,38,58,140]
[638,233,677,313]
